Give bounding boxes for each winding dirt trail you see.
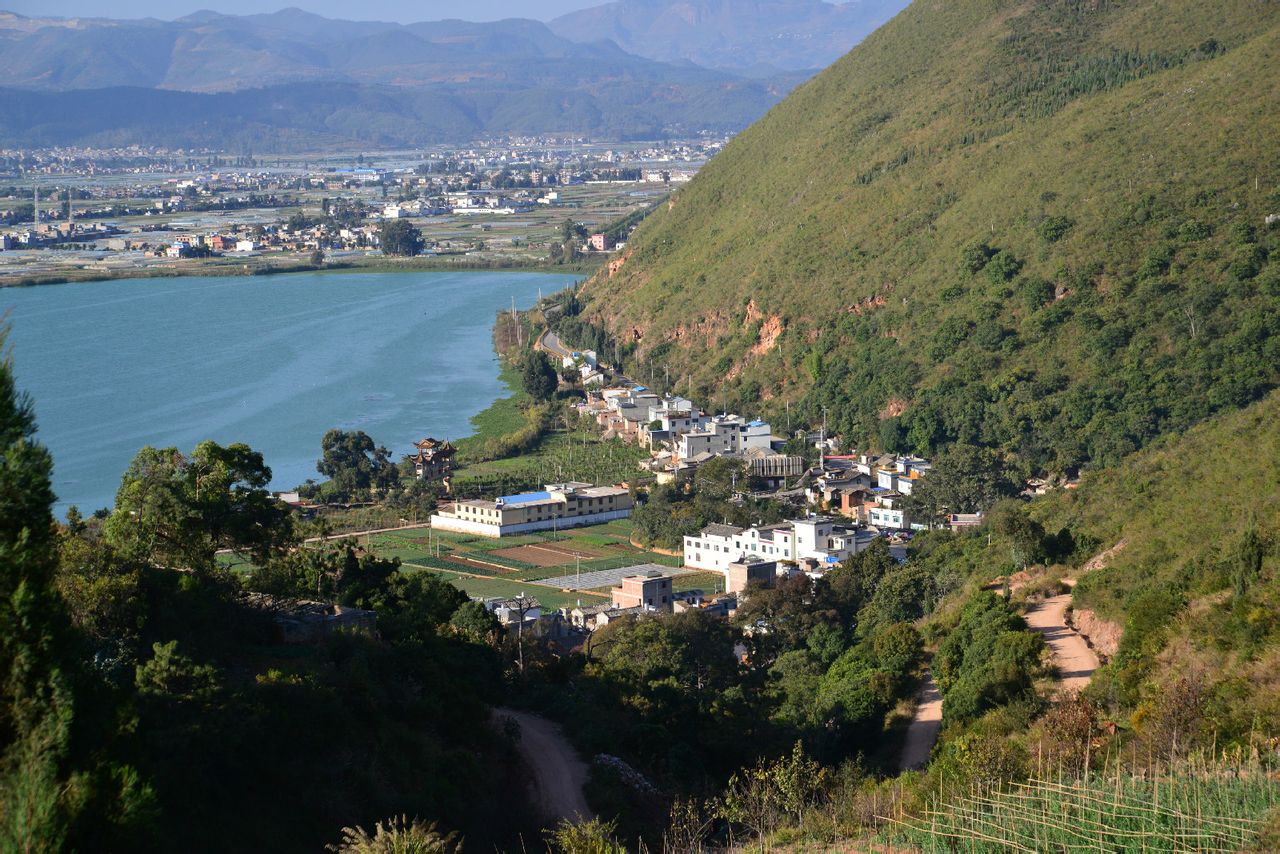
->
[1022,583,1099,696]
[899,576,1106,771]
[898,669,942,771]
[495,708,594,825]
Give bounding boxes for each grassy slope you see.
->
[585,0,1280,469]
[1034,389,1280,735]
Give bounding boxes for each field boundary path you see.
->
[495,708,594,825]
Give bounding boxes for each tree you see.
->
[135,641,220,703]
[907,443,1015,522]
[989,500,1046,570]
[316,430,399,500]
[106,441,295,570]
[519,351,559,403]
[693,456,748,501]
[0,339,81,849]
[561,219,588,242]
[825,538,899,623]
[380,219,424,257]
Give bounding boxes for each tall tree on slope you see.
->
[0,333,80,849]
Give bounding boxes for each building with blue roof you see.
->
[431,482,633,537]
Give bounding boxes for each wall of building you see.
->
[430,507,631,538]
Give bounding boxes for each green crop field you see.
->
[373,519,685,607]
[884,756,1280,853]
[403,564,607,610]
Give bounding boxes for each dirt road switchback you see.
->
[495,708,594,825]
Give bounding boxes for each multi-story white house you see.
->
[683,516,870,575]
[677,415,775,462]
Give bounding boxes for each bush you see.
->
[1035,215,1074,243]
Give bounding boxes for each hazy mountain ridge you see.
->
[0,7,814,147]
[0,8,699,92]
[0,76,798,149]
[550,0,910,72]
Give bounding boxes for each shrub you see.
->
[1035,215,1074,243]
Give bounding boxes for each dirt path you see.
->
[495,708,594,825]
[899,576,1105,771]
[899,669,942,772]
[1023,585,1099,696]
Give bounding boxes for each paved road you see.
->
[495,708,594,825]
[539,329,573,359]
[539,328,633,385]
[1023,585,1099,696]
[899,669,942,772]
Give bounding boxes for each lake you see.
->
[1,270,580,514]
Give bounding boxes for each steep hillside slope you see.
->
[584,0,1280,472]
[1034,389,1280,740]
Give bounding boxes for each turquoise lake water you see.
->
[2,270,579,514]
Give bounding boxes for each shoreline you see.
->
[0,254,603,289]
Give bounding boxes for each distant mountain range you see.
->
[550,0,910,74]
[0,8,726,93]
[0,3,899,149]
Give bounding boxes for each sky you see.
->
[4,1,602,23]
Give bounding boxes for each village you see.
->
[394,334,998,651]
[0,138,716,280]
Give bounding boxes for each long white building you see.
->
[431,482,632,537]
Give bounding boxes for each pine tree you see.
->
[0,336,80,849]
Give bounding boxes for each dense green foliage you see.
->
[0,379,537,853]
[534,540,950,845]
[630,477,784,551]
[585,0,1280,473]
[315,429,400,501]
[933,592,1046,724]
[106,440,295,570]
[519,351,560,403]
[0,343,94,849]
[379,219,425,257]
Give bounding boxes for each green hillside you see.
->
[1037,388,1280,731]
[582,0,1280,472]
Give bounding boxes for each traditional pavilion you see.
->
[411,437,455,481]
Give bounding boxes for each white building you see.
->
[430,482,632,537]
[683,516,869,575]
[677,415,774,462]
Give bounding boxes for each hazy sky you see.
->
[6,1,602,23]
